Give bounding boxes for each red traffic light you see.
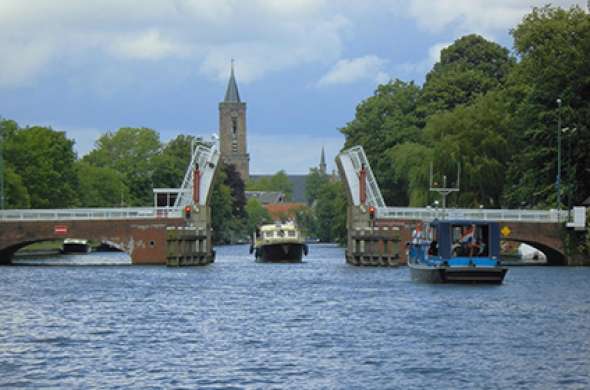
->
[368,206,376,219]
[184,206,192,219]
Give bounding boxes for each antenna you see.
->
[429,161,460,208]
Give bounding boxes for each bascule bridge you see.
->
[336,146,588,266]
[0,142,220,266]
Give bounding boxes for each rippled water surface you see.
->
[2,244,590,389]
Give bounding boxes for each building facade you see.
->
[219,64,250,181]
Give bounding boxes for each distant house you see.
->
[264,203,306,221]
[245,191,286,205]
[583,196,590,207]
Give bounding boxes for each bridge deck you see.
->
[0,207,183,221]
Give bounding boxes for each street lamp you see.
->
[563,127,577,219]
[556,98,562,212]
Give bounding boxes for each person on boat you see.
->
[460,224,480,256]
[412,222,427,244]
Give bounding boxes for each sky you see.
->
[0,0,586,174]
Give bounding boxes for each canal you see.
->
[1,244,589,388]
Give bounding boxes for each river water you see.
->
[1,244,589,389]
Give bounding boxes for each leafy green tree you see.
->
[223,163,247,218]
[388,143,432,206]
[83,127,161,206]
[423,91,513,207]
[210,164,248,243]
[304,167,330,205]
[76,161,130,207]
[294,206,317,238]
[314,180,347,243]
[504,5,590,207]
[341,79,423,205]
[210,168,235,243]
[246,170,293,200]
[4,126,79,208]
[152,135,194,189]
[3,165,30,208]
[245,197,271,234]
[419,34,514,117]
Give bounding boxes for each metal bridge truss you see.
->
[337,145,385,208]
[173,141,220,207]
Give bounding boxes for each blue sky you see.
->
[0,0,586,174]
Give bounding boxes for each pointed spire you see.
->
[224,59,241,103]
[319,146,327,175]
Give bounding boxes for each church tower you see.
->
[319,146,327,175]
[219,62,249,181]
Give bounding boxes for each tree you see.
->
[76,161,130,207]
[504,5,590,207]
[314,181,347,243]
[246,170,293,200]
[423,91,513,207]
[223,163,247,218]
[152,135,194,189]
[3,165,30,208]
[340,79,423,205]
[419,34,515,117]
[304,167,330,205]
[4,126,79,208]
[210,164,248,243]
[245,198,271,234]
[83,127,161,206]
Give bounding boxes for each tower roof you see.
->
[224,62,241,103]
[319,146,327,174]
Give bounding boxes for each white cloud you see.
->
[108,30,190,60]
[0,0,349,88]
[317,55,388,86]
[396,0,587,34]
[0,40,54,87]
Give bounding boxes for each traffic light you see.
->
[368,206,376,220]
[184,205,192,220]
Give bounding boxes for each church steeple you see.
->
[319,147,327,175]
[224,60,241,103]
[219,60,249,181]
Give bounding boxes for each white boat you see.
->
[61,238,91,254]
[250,222,308,262]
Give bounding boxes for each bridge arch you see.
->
[501,238,566,266]
[0,218,184,265]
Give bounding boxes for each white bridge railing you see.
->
[377,207,569,223]
[0,207,184,221]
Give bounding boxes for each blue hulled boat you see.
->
[407,220,508,284]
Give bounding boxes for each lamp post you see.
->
[556,98,562,212]
[563,127,577,219]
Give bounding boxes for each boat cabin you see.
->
[424,220,501,260]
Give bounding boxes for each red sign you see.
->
[54,225,68,235]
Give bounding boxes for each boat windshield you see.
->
[450,223,489,257]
